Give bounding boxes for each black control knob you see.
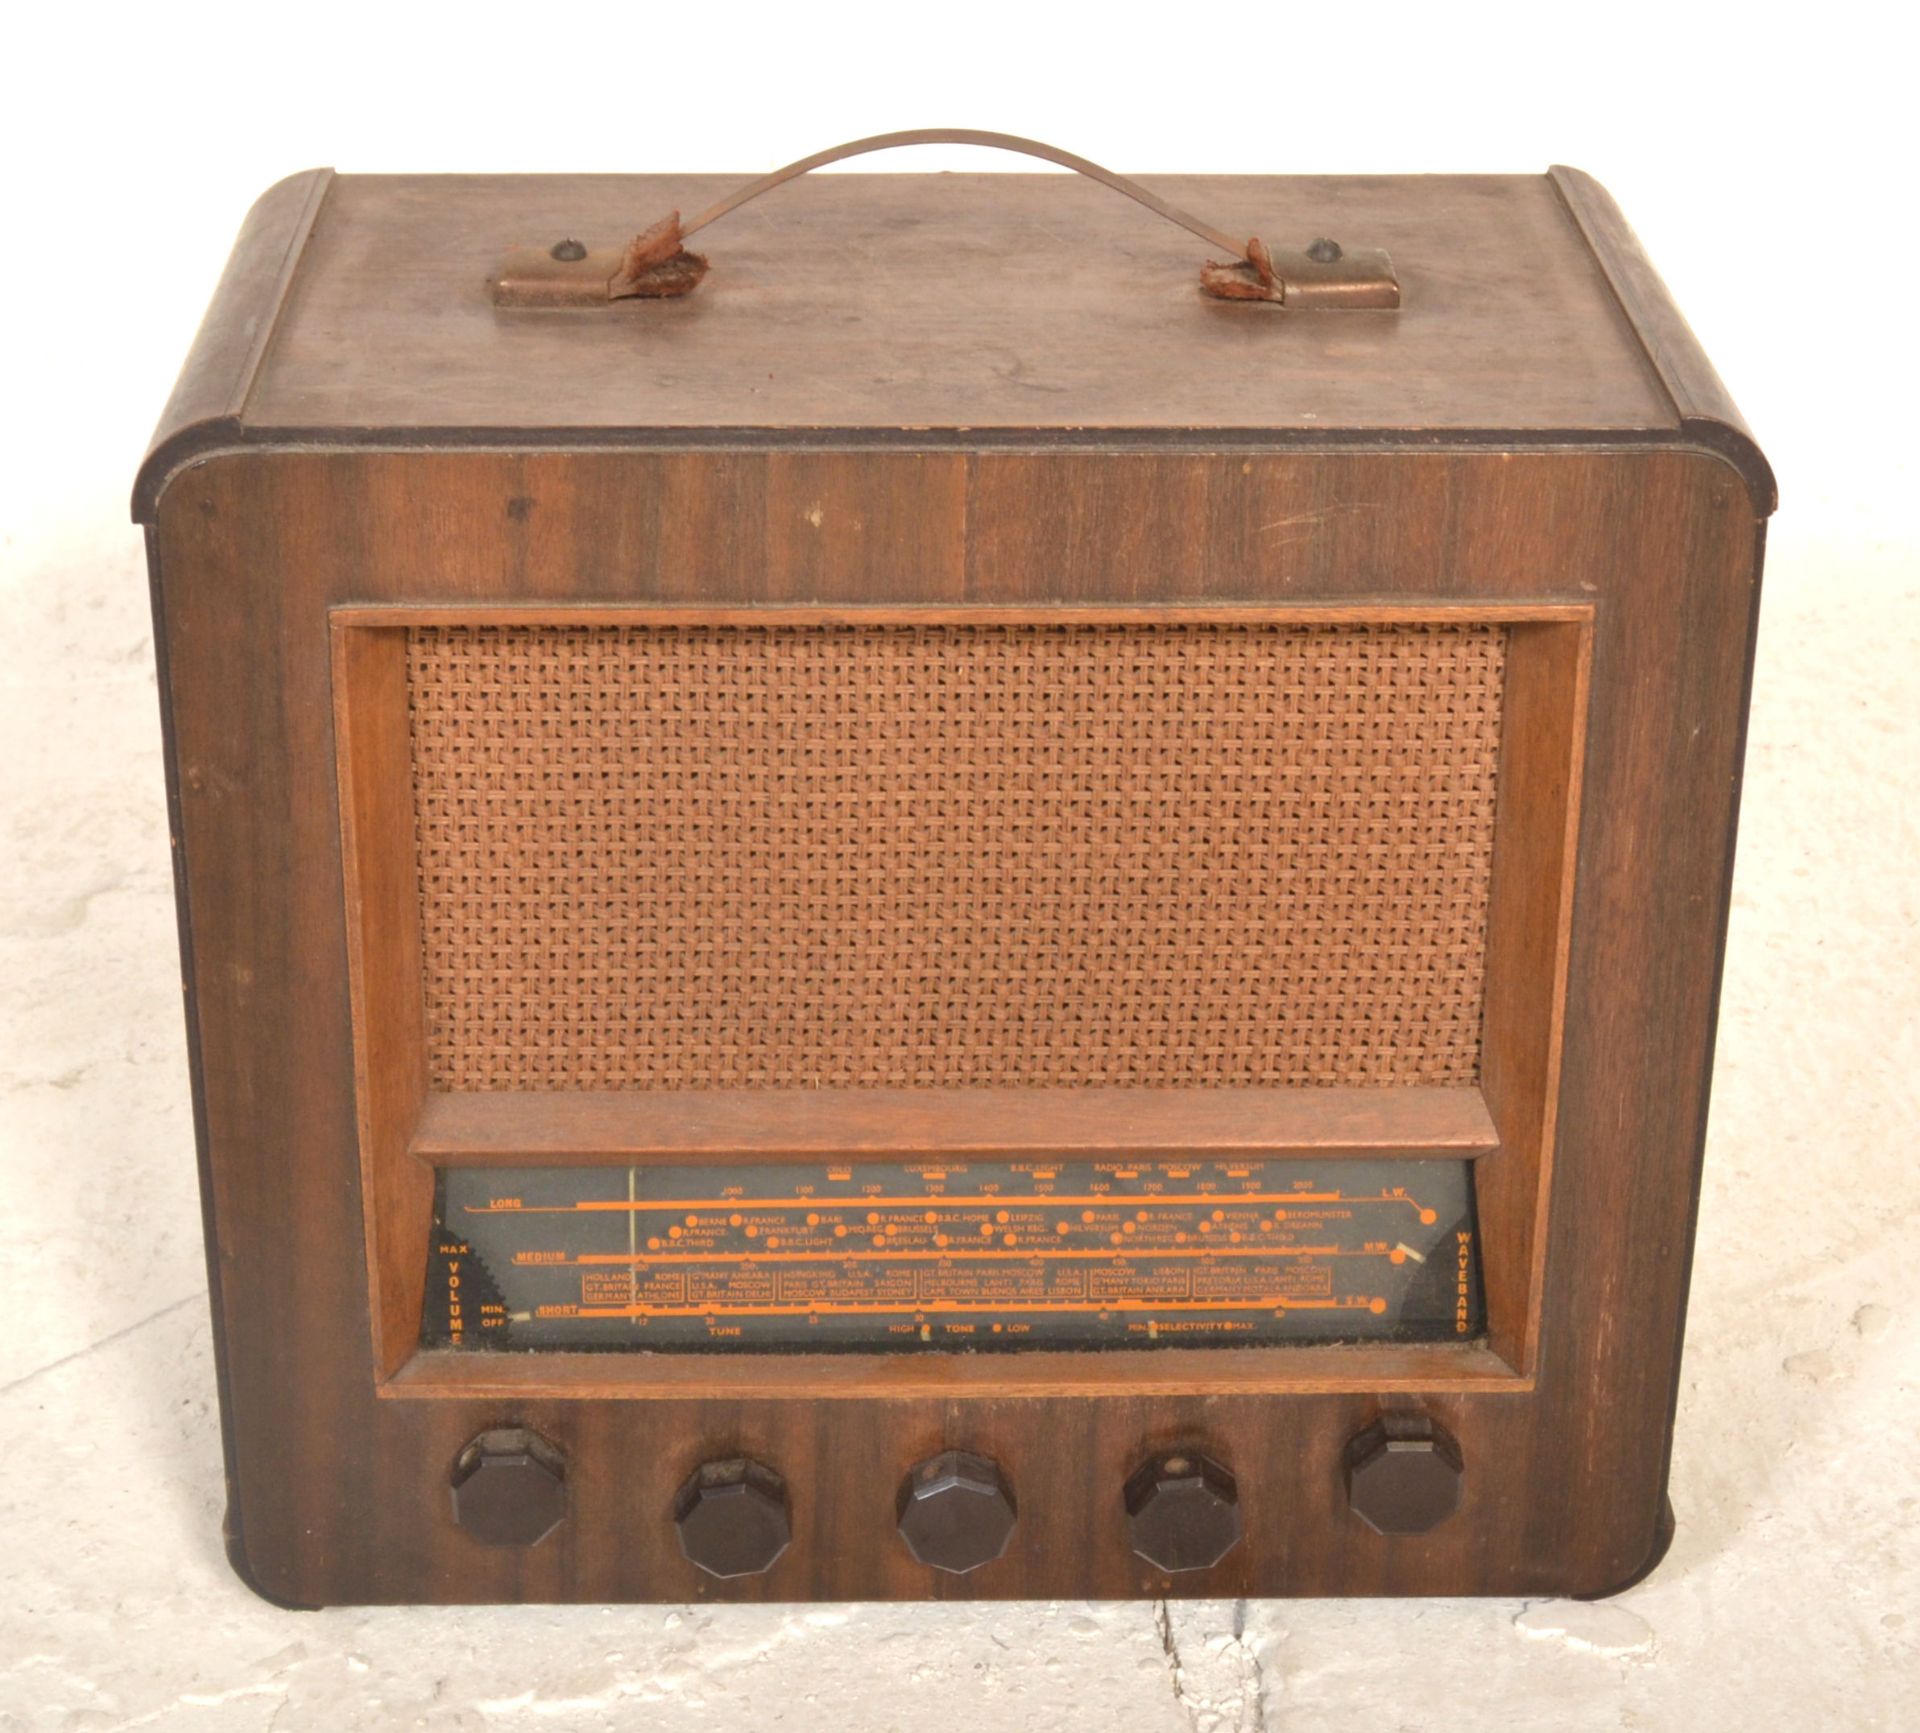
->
[673,1458,792,1579]
[1345,1415,1464,1534]
[450,1427,567,1547]
[896,1449,1016,1574]
[1125,1450,1242,1572]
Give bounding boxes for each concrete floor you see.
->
[1,521,1914,1730]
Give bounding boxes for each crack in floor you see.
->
[1233,1599,1271,1729]
[1152,1600,1273,1733]
[1153,1598,1191,1726]
[0,1292,202,1397]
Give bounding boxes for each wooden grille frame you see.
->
[332,603,1592,1394]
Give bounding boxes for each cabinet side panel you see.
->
[132,170,334,523]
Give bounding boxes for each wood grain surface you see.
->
[152,442,1762,1604]
[254,172,1673,435]
[133,169,1771,526]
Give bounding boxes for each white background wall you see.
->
[1,5,1915,1729]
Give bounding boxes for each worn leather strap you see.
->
[676,128,1255,260]
[493,133,1400,309]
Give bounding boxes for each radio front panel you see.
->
[330,599,1589,1423]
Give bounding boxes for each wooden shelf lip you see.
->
[334,600,1595,630]
[409,1084,1500,1163]
[381,1341,1527,1401]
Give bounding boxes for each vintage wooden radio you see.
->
[135,134,1772,1607]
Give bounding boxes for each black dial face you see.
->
[423,1157,1483,1353]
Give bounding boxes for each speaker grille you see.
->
[407,622,1506,1089]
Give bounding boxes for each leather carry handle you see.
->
[492,129,1400,310]
[680,129,1250,259]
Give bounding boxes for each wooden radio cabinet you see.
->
[135,139,1772,1606]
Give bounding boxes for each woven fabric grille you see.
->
[407,622,1507,1089]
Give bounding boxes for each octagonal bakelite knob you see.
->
[1125,1450,1243,1573]
[896,1449,1017,1574]
[673,1458,792,1579]
[450,1427,567,1547]
[1345,1415,1464,1535]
